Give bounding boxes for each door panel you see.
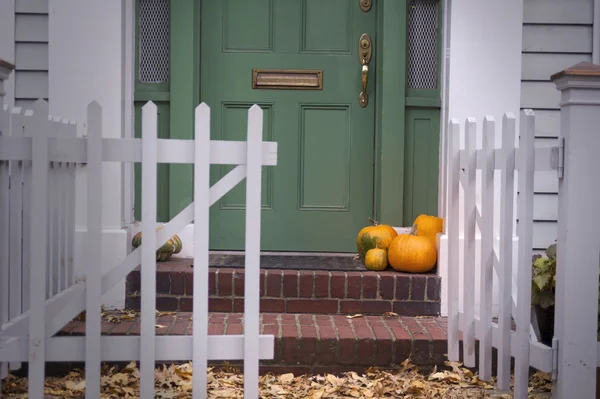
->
[201,0,377,252]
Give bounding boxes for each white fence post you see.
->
[0,58,14,390]
[551,62,600,398]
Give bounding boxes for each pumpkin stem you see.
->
[410,224,418,236]
[368,217,379,226]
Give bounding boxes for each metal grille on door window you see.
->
[138,0,170,84]
[407,0,439,90]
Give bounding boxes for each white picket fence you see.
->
[0,99,277,398]
[0,103,78,380]
[443,109,558,399]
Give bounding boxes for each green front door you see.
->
[201,0,378,252]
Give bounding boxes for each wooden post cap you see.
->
[0,59,15,71]
[551,61,600,81]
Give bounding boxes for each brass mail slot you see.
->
[252,69,323,90]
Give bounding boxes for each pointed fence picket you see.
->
[444,109,557,399]
[0,99,277,399]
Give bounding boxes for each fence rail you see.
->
[0,99,278,399]
[0,103,77,381]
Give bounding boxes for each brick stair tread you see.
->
[126,259,442,316]
[59,311,449,370]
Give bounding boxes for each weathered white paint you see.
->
[0,100,278,398]
[439,0,525,317]
[0,1,15,109]
[49,0,130,309]
[445,110,552,398]
[551,68,600,399]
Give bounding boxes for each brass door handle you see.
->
[360,64,369,107]
[358,33,372,107]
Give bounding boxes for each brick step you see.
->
[59,310,448,374]
[125,258,441,316]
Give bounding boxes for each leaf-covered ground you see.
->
[1,358,553,399]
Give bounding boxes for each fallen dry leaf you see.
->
[0,357,553,399]
[346,314,363,319]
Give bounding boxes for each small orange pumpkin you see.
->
[356,218,398,261]
[364,248,388,271]
[413,214,444,248]
[388,224,437,273]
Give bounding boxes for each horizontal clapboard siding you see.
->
[13,0,49,108]
[521,0,593,250]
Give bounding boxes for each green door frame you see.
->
[134,0,443,230]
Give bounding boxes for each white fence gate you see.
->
[0,99,277,399]
[443,62,600,399]
[443,110,556,399]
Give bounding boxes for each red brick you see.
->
[101,321,114,334]
[346,272,362,299]
[233,299,244,312]
[156,273,170,294]
[208,322,224,335]
[298,314,314,325]
[371,326,393,365]
[125,296,140,310]
[266,270,282,297]
[218,269,234,296]
[340,300,391,315]
[208,298,232,312]
[355,333,375,365]
[226,323,243,335]
[126,269,141,294]
[185,271,193,295]
[426,277,440,301]
[298,272,314,298]
[233,269,245,296]
[209,270,217,295]
[281,324,299,364]
[110,320,136,335]
[396,275,411,300]
[411,276,426,300]
[260,298,286,313]
[127,321,141,335]
[287,299,338,314]
[170,317,190,335]
[317,324,337,365]
[421,319,446,341]
[300,325,318,363]
[362,273,378,299]
[280,314,297,325]
[156,296,179,311]
[385,319,412,363]
[260,269,266,296]
[336,322,355,364]
[330,272,346,298]
[180,298,192,312]
[282,271,298,297]
[314,271,330,298]
[171,272,185,295]
[379,273,395,299]
[262,323,279,337]
[393,301,431,316]
[262,313,278,325]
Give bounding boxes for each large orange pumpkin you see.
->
[356,218,398,261]
[413,214,444,248]
[388,225,437,273]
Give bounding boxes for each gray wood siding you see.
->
[521,0,593,250]
[13,0,49,106]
